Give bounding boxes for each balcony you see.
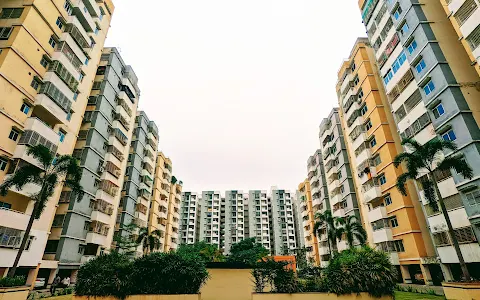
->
[358,166,377,185]
[72,0,96,32]
[330,193,342,206]
[86,232,107,246]
[337,240,348,251]
[389,252,400,265]
[91,210,112,225]
[312,198,322,208]
[368,206,388,223]
[333,208,345,218]
[80,255,96,264]
[355,148,371,166]
[0,208,31,231]
[372,228,393,243]
[320,261,329,268]
[319,246,330,255]
[34,94,68,125]
[3,174,41,198]
[82,0,101,17]
[363,184,382,203]
[311,186,320,196]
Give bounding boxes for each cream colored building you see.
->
[0,0,114,286]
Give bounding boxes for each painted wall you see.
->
[201,268,253,300]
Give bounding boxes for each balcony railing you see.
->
[93,199,114,215]
[65,23,90,49]
[18,130,58,154]
[98,180,118,196]
[48,60,79,92]
[107,145,124,162]
[57,41,83,72]
[114,113,130,131]
[38,82,72,113]
[89,221,109,236]
[400,112,431,140]
[116,96,132,117]
[112,127,128,146]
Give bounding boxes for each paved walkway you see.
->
[398,283,445,296]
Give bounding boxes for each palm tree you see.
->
[0,145,83,277]
[313,210,340,256]
[136,227,163,254]
[199,244,225,262]
[335,215,367,249]
[394,138,473,281]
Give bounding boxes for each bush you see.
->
[75,252,132,298]
[129,252,209,295]
[0,275,26,287]
[323,247,397,297]
[252,259,298,293]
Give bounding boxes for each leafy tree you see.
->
[177,241,225,262]
[113,223,140,257]
[394,138,473,281]
[313,210,340,255]
[335,215,366,249]
[293,247,308,270]
[0,145,82,277]
[323,247,397,297]
[136,227,163,254]
[228,238,269,265]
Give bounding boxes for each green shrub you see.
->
[129,252,209,295]
[75,252,132,298]
[323,247,397,297]
[252,259,298,293]
[0,275,26,287]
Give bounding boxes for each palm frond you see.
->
[401,138,422,153]
[437,156,473,180]
[0,164,42,196]
[396,172,413,196]
[26,145,54,169]
[393,152,414,168]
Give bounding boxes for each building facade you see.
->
[319,108,362,252]
[337,38,438,284]
[440,0,480,77]
[224,190,248,254]
[248,190,273,253]
[271,188,297,255]
[359,0,480,280]
[179,192,201,245]
[0,0,114,284]
[116,111,158,256]
[199,191,224,250]
[164,177,182,251]
[296,180,318,265]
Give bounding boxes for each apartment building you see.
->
[116,111,158,256]
[148,152,173,250]
[296,180,318,264]
[337,38,439,284]
[199,191,224,250]
[359,0,480,281]
[319,108,362,252]
[0,0,113,284]
[164,177,182,251]
[441,0,480,77]
[224,190,248,254]
[179,192,201,245]
[46,47,136,280]
[271,188,297,255]
[248,190,273,253]
[293,189,305,250]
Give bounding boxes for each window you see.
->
[0,8,24,19]
[0,27,13,40]
[20,103,30,114]
[423,80,435,96]
[55,17,64,30]
[415,59,426,74]
[465,190,480,206]
[95,26,100,35]
[64,1,73,15]
[442,129,457,141]
[384,195,392,206]
[392,51,407,73]
[360,105,368,116]
[73,92,78,101]
[66,111,72,121]
[432,103,445,119]
[30,79,40,90]
[370,137,377,148]
[48,36,56,48]
[383,70,393,85]
[390,217,399,228]
[393,6,403,20]
[0,158,7,171]
[373,154,382,166]
[40,57,49,68]
[8,129,19,141]
[365,119,373,131]
[338,171,343,180]
[357,89,364,100]
[58,129,66,143]
[351,63,356,72]
[79,73,84,81]
[354,76,359,86]
[340,185,345,194]
[400,22,409,35]
[407,40,418,54]
[379,174,387,185]
[85,58,89,65]
[24,236,34,251]
[393,240,405,252]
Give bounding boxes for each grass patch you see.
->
[48,295,73,300]
[394,291,445,300]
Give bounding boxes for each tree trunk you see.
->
[431,174,471,281]
[8,201,39,277]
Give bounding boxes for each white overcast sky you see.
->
[105,1,366,193]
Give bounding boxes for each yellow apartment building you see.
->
[440,0,480,77]
[297,179,319,265]
[0,0,114,286]
[165,176,182,252]
[336,38,437,284]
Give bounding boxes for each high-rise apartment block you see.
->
[180,189,301,255]
[357,0,480,281]
[180,192,201,245]
[296,180,318,264]
[165,177,182,251]
[335,38,437,284]
[0,0,114,284]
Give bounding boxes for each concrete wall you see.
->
[251,293,392,300]
[201,268,253,300]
